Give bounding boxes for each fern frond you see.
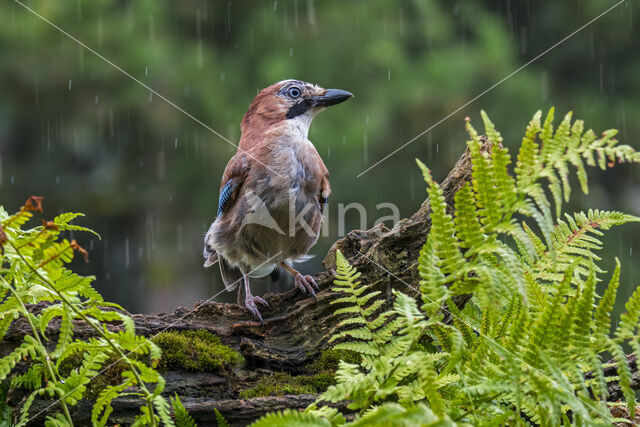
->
[153,395,175,427]
[417,239,448,317]
[53,212,101,238]
[608,341,636,419]
[60,349,110,405]
[14,390,38,427]
[214,408,228,427]
[92,378,134,427]
[0,337,39,381]
[416,159,465,277]
[11,363,44,390]
[615,285,640,340]
[593,259,621,340]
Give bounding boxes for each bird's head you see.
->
[240,80,353,143]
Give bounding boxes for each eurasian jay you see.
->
[203,80,352,322]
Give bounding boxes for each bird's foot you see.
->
[244,294,269,323]
[294,274,319,300]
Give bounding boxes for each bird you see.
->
[203,80,353,322]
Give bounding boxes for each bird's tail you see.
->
[219,256,243,292]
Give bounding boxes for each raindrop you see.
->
[363,134,368,165]
[366,115,370,125]
[289,47,293,57]
[226,2,232,34]
[95,95,99,104]
[307,0,316,26]
[56,176,60,184]
[125,237,130,267]
[327,148,331,157]
[68,80,72,90]
[273,1,277,11]
[175,138,179,149]
[436,144,439,153]
[149,91,153,101]
[145,66,148,76]
[10,175,14,185]
[388,70,391,80]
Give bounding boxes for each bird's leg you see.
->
[242,274,269,323]
[280,262,319,300]
[237,284,243,306]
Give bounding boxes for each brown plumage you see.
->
[203,80,352,322]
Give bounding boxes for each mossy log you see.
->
[4,142,482,426]
[5,141,637,426]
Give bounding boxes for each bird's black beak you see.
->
[311,89,353,107]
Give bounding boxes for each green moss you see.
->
[298,371,334,392]
[310,348,360,372]
[152,330,243,373]
[58,353,127,399]
[239,372,331,399]
[239,348,360,399]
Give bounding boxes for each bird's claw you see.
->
[245,295,269,323]
[295,274,319,300]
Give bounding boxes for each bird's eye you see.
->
[288,87,301,98]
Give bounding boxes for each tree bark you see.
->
[7,140,638,426]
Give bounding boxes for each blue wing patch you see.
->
[217,180,237,217]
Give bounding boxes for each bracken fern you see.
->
[0,197,190,426]
[249,109,640,426]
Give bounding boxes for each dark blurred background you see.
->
[1,0,639,315]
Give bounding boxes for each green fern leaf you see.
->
[615,284,640,339]
[609,341,636,419]
[593,259,620,340]
[214,408,228,427]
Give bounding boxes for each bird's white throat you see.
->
[286,109,321,140]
